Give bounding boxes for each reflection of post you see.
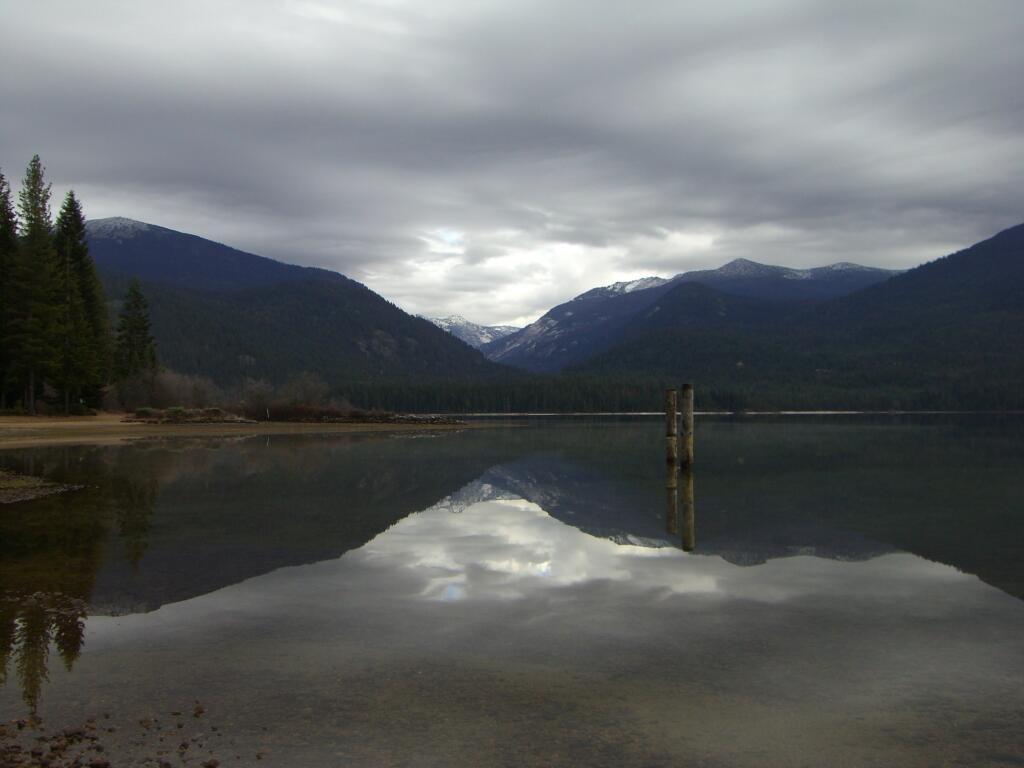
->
[665,463,678,536]
[680,383,695,469]
[681,467,695,552]
[665,389,678,467]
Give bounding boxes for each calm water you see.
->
[2,417,1023,767]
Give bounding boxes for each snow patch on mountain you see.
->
[680,258,901,283]
[85,217,152,239]
[423,479,519,515]
[783,269,815,280]
[708,258,786,278]
[574,276,669,301]
[427,315,520,349]
[815,262,883,272]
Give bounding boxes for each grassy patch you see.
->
[0,470,83,504]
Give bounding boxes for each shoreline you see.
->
[453,410,1024,417]
[2,410,1018,449]
[0,414,476,450]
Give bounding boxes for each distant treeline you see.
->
[337,372,1024,414]
[0,156,158,413]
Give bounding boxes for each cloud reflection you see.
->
[357,497,968,605]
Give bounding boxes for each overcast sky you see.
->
[2,1,1022,325]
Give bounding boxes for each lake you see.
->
[2,416,1023,766]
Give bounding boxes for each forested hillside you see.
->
[483,259,897,372]
[570,224,1024,410]
[90,221,501,385]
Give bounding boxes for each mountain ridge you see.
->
[86,217,344,293]
[483,257,899,372]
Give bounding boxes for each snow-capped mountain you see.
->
[573,276,670,301]
[679,258,900,292]
[481,258,901,372]
[427,315,520,349]
[85,216,152,239]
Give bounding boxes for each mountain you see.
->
[813,222,1024,342]
[87,218,503,385]
[572,276,672,301]
[427,315,520,349]
[481,279,684,372]
[482,258,896,372]
[86,217,344,292]
[573,223,1024,409]
[676,258,902,302]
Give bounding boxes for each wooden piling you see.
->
[680,383,694,468]
[665,389,679,467]
[681,467,695,552]
[665,463,678,536]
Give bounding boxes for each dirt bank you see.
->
[0,414,473,449]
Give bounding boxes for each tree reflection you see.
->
[1,591,88,712]
[0,449,158,712]
[114,475,158,570]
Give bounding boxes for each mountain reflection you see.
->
[0,431,538,709]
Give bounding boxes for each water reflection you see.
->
[2,417,1024,721]
[664,465,677,537]
[0,449,158,711]
[363,496,716,600]
[358,494,968,605]
[681,468,695,552]
[23,477,1019,768]
[0,431,546,708]
[664,465,695,551]
[0,591,87,713]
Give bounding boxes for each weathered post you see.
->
[681,467,695,552]
[680,383,694,469]
[665,388,679,468]
[665,463,679,536]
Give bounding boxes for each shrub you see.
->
[164,406,188,423]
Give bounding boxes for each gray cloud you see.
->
[2,0,1021,325]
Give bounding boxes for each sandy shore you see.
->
[0,414,472,449]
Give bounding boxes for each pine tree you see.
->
[114,278,157,383]
[0,170,18,409]
[52,196,89,413]
[5,156,59,414]
[54,191,109,411]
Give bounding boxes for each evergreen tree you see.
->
[5,156,59,414]
[114,278,157,383]
[0,170,18,409]
[52,197,89,413]
[53,191,109,410]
